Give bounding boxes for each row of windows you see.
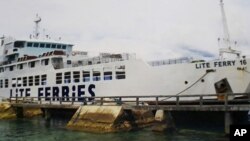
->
[0,69,125,88]
[0,59,50,73]
[4,75,48,88]
[0,79,8,88]
[56,70,126,84]
[27,42,67,49]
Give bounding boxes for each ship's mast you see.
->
[219,0,241,59]
[220,0,230,48]
[34,14,41,39]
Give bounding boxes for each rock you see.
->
[0,102,16,119]
[152,110,176,132]
[152,124,168,132]
[131,109,155,128]
[23,108,43,118]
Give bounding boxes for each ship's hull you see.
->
[0,57,250,101]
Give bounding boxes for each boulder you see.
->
[0,102,16,119]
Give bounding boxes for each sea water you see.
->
[0,117,228,141]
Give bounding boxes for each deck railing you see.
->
[9,93,250,108]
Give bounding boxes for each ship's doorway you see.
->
[52,57,63,69]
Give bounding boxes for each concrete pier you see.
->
[8,93,250,134]
[67,105,126,133]
[66,105,156,133]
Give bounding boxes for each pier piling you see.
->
[15,107,24,118]
[44,109,51,120]
[224,112,233,135]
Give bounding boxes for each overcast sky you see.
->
[0,0,250,60]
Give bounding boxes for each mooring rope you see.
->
[161,71,210,101]
[243,69,250,74]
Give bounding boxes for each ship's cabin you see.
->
[0,50,65,73]
[0,36,73,65]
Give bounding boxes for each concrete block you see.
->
[67,105,127,133]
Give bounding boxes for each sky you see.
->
[0,0,250,61]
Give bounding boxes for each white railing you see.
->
[148,57,192,67]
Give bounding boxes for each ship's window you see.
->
[33,43,39,47]
[51,44,56,48]
[14,41,25,48]
[56,73,62,84]
[62,45,66,49]
[104,72,112,80]
[52,58,63,69]
[93,71,101,81]
[116,71,125,79]
[57,44,62,49]
[41,75,47,85]
[29,61,35,68]
[35,75,40,86]
[64,72,71,83]
[46,44,51,48]
[28,76,33,86]
[73,71,80,83]
[9,66,14,71]
[17,64,23,70]
[0,80,3,88]
[12,78,16,87]
[42,59,49,66]
[88,61,92,65]
[27,42,32,47]
[115,65,126,79]
[5,79,8,88]
[0,68,4,73]
[17,77,22,87]
[67,60,72,64]
[40,43,45,48]
[23,77,27,87]
[82,71,90,82]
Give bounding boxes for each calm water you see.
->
[0,117,228,141]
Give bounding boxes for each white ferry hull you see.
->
[1,57,250,101]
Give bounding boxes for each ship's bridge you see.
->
[13,39,73,57]
[0,37,73,64]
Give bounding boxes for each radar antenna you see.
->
[219,0,241,59]
[34,14,41,39]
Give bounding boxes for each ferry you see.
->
[0,0,250,102]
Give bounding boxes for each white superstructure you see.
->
[0,1,250,102]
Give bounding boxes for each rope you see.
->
[161,72,210,101]
[243,69,250,74]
